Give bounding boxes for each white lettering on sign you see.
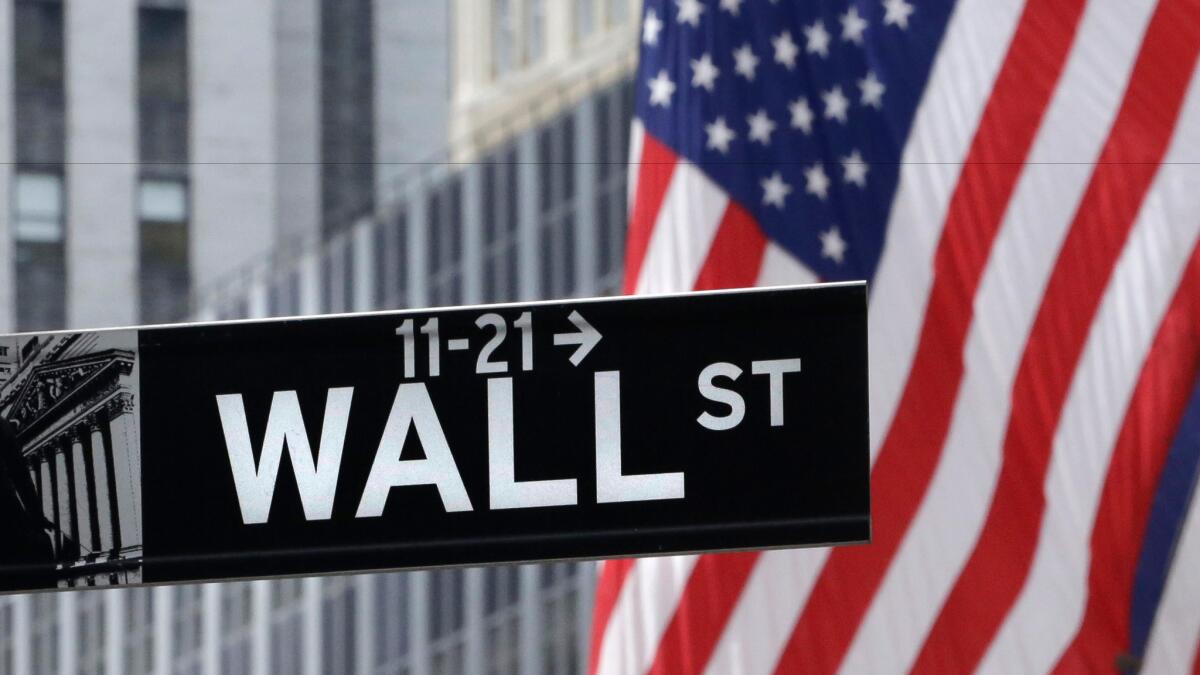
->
[356,383,474,517]
[595,371,685,503]
[216,368,689,523]
[696,362,745,431]
[216,388,353,525]
[696,358,802,430]
[487,377,578,509]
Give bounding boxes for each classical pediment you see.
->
[8,349,135,440]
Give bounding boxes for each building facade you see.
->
[0,0,450,333]
[0,1,638,673]
[0,331,143,590]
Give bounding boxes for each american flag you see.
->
[591,0,1200,672]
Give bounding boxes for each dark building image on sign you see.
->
[0,331,142,590]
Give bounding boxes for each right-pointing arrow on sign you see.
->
[553,310,602,366]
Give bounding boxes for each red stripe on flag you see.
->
[692,202,769,291]
[646,552,760,675]
[1193,635,1200,675]
[1053,240,1200,673]
[588,559,636,675]
[771,2,1087,672]
[913,3,1200,670]
[622,134,679,294]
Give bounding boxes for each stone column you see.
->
[408,572,431,675]
[302,576,323,675]
[250,580,271,675]
[105,589,125,672]
[53,438,76,551]
[153,585,175,675]
[518,565,544,675]
[406,178,430,308]
[86,415,115,555]
[274,0,320,244]
[39,456,55,552]
[464,568,485,675]
[104,394,141,550]
[12,595,31,675]
[57,592,78,675]
[355,575,376,675]
[573,98,599,296]
[0,0,15,333]
[517,130,542,301]
[190,0,278,289]
[65,0,137,328]
[69,428,95,558]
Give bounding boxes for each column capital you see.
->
[105,392,135,417]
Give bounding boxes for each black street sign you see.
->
[0,283,868,592]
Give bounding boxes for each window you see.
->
[138,7,188,169]
[494,0,543,78]
[124,588,155,675]
[493,0,516,77]
[220,583,253,675]
[14,0,65,166]
[430,570,465,675]
[321,579,356,675]
[576,0,597,41]
[374,574,410,671]
[321,0,375,233]
[13,0,66,332]
[525,0,544,63]
[77,592,107,675]
[269,579,305,674]
[13,172,66,331]
[31,595,57,675]
[172,585,204,675]
[138,179,190,323]
[0,602,11,675]
[138,7,191,323]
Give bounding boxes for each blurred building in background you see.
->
[0,0,637,673]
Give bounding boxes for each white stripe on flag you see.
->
[627,119,645,218]
[634,161,728,294]
[981,61,1200,673]
[594,555,699,675]
[756,243,817,288]
[702,550,828,675]
[866,0,1027,463]
[1142,486,1200,674]
[841,1,1159,670]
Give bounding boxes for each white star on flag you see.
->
[859,70,886,108]
[841,6,868,44]
[773,31,799,70]
[822,86,850,123]
[842,150,869,187]
[760,172,792,208]
[705,117,736,154]
[642,9,663,46]
[733,44,759,81]
[804,20,831,58]
[819,226,848,263]
[691,53,719,91]
[883,0,915,29]
[804,163,831,200]
[676,0,705,27]
[747,109,776,145]
[719,0,743,16]
[648,69,676,107]
[789,98,814,134]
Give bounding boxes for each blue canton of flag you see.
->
[633,0,952,283]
